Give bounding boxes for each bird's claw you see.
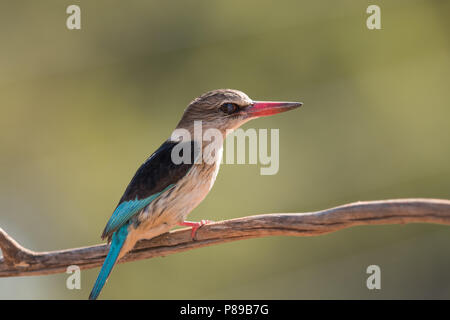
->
[179,220,213,240]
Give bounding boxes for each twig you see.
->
[0,198,449,277]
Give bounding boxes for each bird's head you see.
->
[175,89,302,135]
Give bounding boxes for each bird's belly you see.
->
[134,161,220,238]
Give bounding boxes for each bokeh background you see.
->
[1,0,449,299]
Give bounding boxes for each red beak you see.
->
[244,101,303,118]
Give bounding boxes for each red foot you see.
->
[179,220,213,239]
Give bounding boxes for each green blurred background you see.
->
[1,0,449,299]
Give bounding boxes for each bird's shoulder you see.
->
[119,139,198,203]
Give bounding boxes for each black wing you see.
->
[101,139,198,239]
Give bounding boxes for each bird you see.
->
[89,89,302,299]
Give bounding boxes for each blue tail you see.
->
[89,224,129,300]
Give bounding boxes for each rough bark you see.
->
[0,198,449,277]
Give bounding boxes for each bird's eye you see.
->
[219,103,239,114]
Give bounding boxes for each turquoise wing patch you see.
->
[102,184,174,238]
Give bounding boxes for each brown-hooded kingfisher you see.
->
[89,89,302,299]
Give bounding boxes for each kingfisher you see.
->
[89,89,302,299]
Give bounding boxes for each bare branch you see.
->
[0,227,35,267]
[0,198,449,277]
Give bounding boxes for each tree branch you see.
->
[0,198,449,277]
